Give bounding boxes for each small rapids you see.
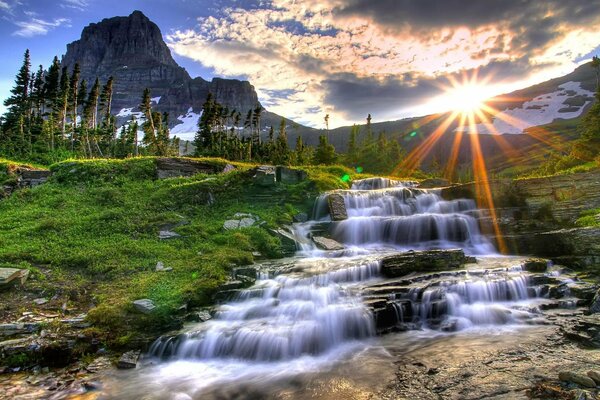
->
[100,177,577,399]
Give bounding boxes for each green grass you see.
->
[0,157,360,347]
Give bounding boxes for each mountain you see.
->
[61,11,261,138]
[311,62,597,174]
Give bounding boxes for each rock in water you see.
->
[328,193,348,221]
[312,236,344,251]
[117,350,141,369]
[133,299,156,314]
[558,371,596,388]
[381,249,474,278]
[522,258,548,272]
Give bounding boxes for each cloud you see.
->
[12,17,70,37]
[166,1,600,127]
[61,0,89,11]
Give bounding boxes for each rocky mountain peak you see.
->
[60,11,261,137]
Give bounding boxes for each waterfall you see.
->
[149,260,380,362]
[329,179,495,254]
[146,176,547,386]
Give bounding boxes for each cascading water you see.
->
[329,178,495,254]
[116,176,579,399]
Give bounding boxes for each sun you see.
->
[444,83,491,114]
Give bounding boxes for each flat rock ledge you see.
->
[381,249,476,278]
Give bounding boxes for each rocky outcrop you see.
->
[0,268,30,290]
[442,170,600,225]
[156,157,230,179]
[504,227,600,267]
[380,249,475,278]
[61,11,260,130]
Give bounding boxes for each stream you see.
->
[97,178,594,399]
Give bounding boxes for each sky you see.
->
[1,0,600,128]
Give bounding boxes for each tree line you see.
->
[1,49,406,175]
[0,49,178,164]
[193,95,404,171]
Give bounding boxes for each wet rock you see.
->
[269,228,299,255]
[132,299,156,314]
[568,282,598,302]
[117,350,140,369]
[590,289,600,314]
[587,370,600,385]
[253,165,276,187]
[276,166,307,184]
[293,213,308,223]
[155,261,173,272]
[522,258,548,272]
[196,310,212,322]
[327,193,347,221]
[312,236,344,251]
[381,249,473,278]
[418,178,451,188]
[558,371,596,388]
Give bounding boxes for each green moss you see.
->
[576,208,600,227]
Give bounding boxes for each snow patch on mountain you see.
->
[170,107,202,140]
[460,81,594,135]
[151,96,161,104]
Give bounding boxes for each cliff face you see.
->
[441,170,600,265]
[61,11,259,131]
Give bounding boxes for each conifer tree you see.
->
[313,135,336,165]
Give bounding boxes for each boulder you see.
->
[381,249,474,278]
[253,165,276,187]
[558,371,596,388]
[276,166,307,184]
[117,350,140,369]
[0,268,29,290]
[328,193,348,221]
[522,258,548,272]
[223,164,236,173]
[312,236,344,251]
[132,299,156,314]
[590,290,600,314]
[293,213,309,223]
[155,261,173,272]
[158,230,180,240]
[587,371,600,385]
[270,228,299,255]
[156,158,223,179]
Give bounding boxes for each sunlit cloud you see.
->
[166,1,600,127]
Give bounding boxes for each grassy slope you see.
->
[0,157,360,347]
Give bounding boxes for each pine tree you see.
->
[313,135,336,165]
[44,56,60,122]
[140,88,157,152]
[58,66,70,137]
[69,64,80,131]
[3,50,31,154]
